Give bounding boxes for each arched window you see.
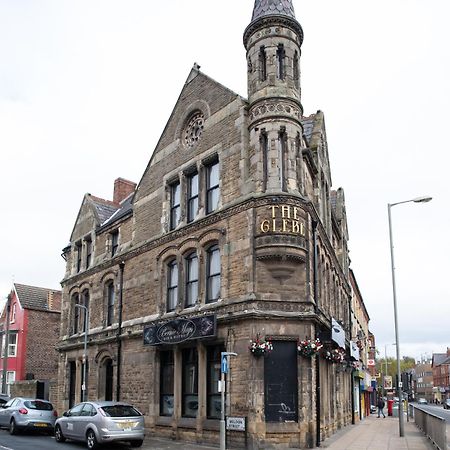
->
[106,281,115,326]
[81,289,90,333]
[261,129,268,191]
[167,260,178,312]
[259,46,267,81]
[71,293,79,335]
[185,252,199,307]
[206,245,221,303]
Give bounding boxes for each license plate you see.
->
[122,427,131,431]
[34,423,48,427]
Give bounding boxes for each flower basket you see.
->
[323,347,346,364]
[249,336,273,357]
[297,338,323,358]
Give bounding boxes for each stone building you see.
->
[57,1,362,448]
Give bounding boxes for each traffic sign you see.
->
[221,355,228,374]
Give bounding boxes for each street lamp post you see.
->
[75,303,89,402]
[388,195,432,437]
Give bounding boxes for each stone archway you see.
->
[96,351,115,401]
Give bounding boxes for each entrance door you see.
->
[69,362,76,408]
[264,341,298,422]
[104,359,113,401]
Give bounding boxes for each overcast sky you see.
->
[1,0,448,361]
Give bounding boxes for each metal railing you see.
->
[410,405,447,450]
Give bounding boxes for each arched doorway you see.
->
[98,356,114,401]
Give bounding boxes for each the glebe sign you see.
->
[259,205,306,235]
[143,315,216,346]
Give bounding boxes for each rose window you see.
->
[184,113,205,148]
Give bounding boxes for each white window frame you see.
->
[8,333,17,357]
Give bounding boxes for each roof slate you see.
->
[14,283,60,311]
[301,115,316,144]
[251,0,296,21]
[89,196,119,225]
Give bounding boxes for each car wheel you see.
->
[130,440,144,448]
[55,425,66,443]
[86,429,98,450]
[9,419,17,435]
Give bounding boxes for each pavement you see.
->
[140,415,437,450]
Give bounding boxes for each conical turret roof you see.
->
[251,0,296,22]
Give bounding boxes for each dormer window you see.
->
[75,242,82,272]
[111,230,119,257]
[85,237,92,269]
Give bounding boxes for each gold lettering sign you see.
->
[259,205,305,236]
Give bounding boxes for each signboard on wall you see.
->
[384,376,393,390]
[143,315,216,346]
[331,318,345,348]
[350,341,360,360]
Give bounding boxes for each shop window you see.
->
[170,181,181,230]
[185,252,198,307]
[187,172,199,223]
[106,281,115,326]
[206,245,221,303]
[8,333,17,357]
[182,348,198,418]
[264,341,298,423]
[207,346,224,419]
[111,230,119,256]
[206,161,219,214]
[167,260,178,312]
[160,351,174,416]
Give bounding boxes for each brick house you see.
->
[57,1,365,448]
[0,283,61,397]
[432,349,450,403]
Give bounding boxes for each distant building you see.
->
[0,283,61,397]
[413,360,433,403]
[432,349,450,403]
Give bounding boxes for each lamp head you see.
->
[413,196,432,203]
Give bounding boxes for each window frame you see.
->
[81,290,90,333]
[72,293,80,335]
[76,241,82,272]
[182,348,198,418]
[7,333,17,357]
[206,160,220,214]
[111,230,119,257]
[185,252,199,308]
[106,281,115,326]
[207,346,224,419]
[85,237,92,269]
[206,244,221,303]
[166,259,179,312]
[186,172,199,223]
[169,181,181,230]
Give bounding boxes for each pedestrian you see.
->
[377,397,386,418]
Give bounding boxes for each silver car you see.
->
[0,397,56,434]
[55,401,145,449]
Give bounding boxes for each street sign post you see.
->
[220,352,237,450]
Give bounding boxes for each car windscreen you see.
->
[100,405,141,417]
[24,400,53,411]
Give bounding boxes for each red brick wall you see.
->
[24,309,60,381]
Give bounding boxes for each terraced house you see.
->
[57,1,366,448]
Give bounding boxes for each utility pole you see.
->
[1,294,11,394]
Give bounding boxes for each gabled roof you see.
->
[99,193,133,230]
[432,353,447,367]
[14,283,61,312]
[89,195,120,225]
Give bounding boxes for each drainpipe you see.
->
[349,297,355,425]
[116,261,125,401]
[1,294,11,395]
[312,220,321,447]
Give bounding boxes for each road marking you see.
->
[0,445,14,450]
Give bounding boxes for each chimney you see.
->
[447,347,450,357]
[113,178,136,204]
[48,291,61,312]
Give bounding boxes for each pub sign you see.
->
[143,314,216,346]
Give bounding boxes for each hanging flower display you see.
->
[249,335,273,357]
[297,338,323,357]
[323,347,346,363]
